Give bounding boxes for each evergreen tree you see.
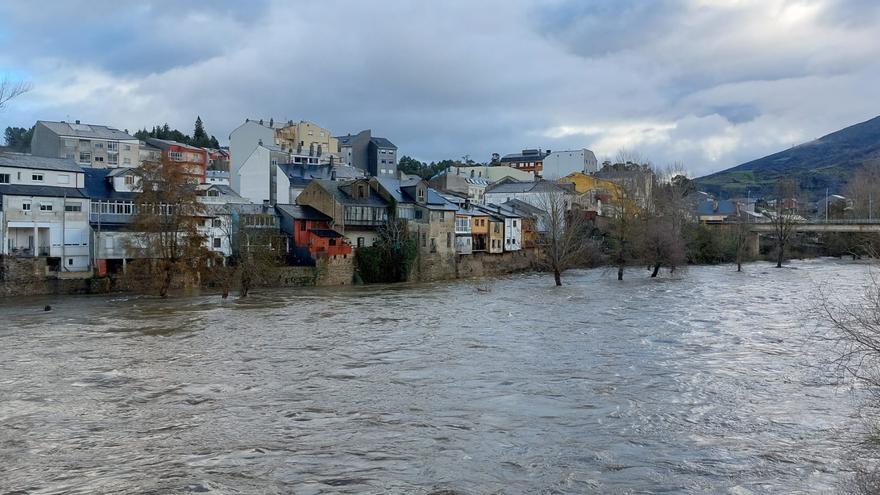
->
[3,126,34,152]
[192,116,210,147]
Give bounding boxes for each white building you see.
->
[206,170,230,186]
[0,153,91,271]
[542,149,599,179]
[484,178,575,212]
[31,120,140,169]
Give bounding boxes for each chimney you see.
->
[258,139,263,146]
[331,169,337,180]
[329,155,335,166]
[75,120,80,124]
[317,144,323,157]
[259,119,263,125]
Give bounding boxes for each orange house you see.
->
[277,204,351,260]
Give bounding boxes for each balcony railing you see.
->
[9,246,50,257]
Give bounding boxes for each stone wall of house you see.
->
[412,251,457,282]
[455,249,538,279]
[316,255,355,286]
[0,256,92,297]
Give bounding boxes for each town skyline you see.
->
[1,0,879,176]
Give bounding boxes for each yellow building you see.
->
[559,172,623,202]
[470,212,490,252]
[273,120,338,155]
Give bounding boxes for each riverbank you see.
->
[0,249,541,298]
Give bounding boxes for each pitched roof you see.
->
[485,179,570,194]
[0,152,84,173]
[83,167,136,200]
[275,203,331,222]
[0,184,88,199]
[309,228,344,238]
[697,199,737,216]
[312,179,389,207]
[502,198,547,217]
[370,136,397,149]
[145,138,203,152]
[37,121,137,141]
[475,202,522,219]
[500,149,549,162]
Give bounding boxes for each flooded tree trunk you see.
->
[554,268,562,286]
[651,263,661,278]
[617,265,624,281]
[776,247,784,268]
[159,262,173,298]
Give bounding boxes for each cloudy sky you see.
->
[1,0,879,176]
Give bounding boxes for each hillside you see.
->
[697,115,880,199]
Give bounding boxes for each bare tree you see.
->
[604,187,642,281]
[536,186,594,286]
[765,179,802,268]
[730,218,751,272]
[640,165,690,277]
[128,157,209,297]
[846,159,880,220]
[0,76,31,111]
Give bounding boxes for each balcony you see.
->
[9,246,50,257]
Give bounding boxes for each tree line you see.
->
[133,116,220,149]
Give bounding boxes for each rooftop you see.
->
[275,203,332,222]
[0,183,89,199]
[83,167,137,201]
[38,120,137,141]
[0,152,84,173]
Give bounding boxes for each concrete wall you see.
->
[230,121,275,194]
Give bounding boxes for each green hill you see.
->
[697,115,880,199]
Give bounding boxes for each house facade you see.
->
[0,154,91,271]
[276,203,351,264]
[144,138,209,183]
[296,178,390,248]
[499,149,549,176]
[31,120,140,169]
[336,130,398,178]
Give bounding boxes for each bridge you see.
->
[737,219,880,255]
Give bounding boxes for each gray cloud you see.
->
[1,0,879,177]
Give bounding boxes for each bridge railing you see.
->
[804,219,880,225]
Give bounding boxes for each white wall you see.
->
[503,218,522,251]
[542,149,598,179]
[2,194,91,271]
[230,121,275,193]
[235,146,271,204]
[0,166,85,189]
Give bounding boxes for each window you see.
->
[95,142,105,149]
[212,219,222,228]
[124,175,134,185]
[65,203,82,212]
[57,174,70,184]
[32,173,44,181]
[40,203,53,211]
[0,173,9,184]
[107,142,118,151]
[67,258,74,266]
[213,238,221,248]
[415,210,423,220]
[329,238,336,246]
[357,237,365,248]
[22,202,31,211]
[513,220,517,227]
[79,151,91,163]
[169,151,183,161]
[421,232,427,247]
[108,154,118,165]
[94,156,104,163]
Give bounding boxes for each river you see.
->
[0,260,875,494]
